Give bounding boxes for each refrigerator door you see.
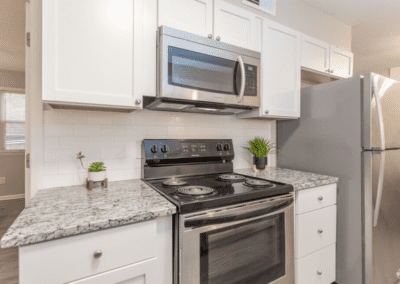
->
[363,149,400,284]
[363,73,400,150]
[278,76,364,284]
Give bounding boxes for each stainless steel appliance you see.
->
[277,73,400,284]
[142,139,294,284]
[143,26,261,115]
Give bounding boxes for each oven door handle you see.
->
[237,56,246,103]
[184,198,293,228]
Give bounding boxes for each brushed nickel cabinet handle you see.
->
[135,99,142,105]
[318,196,323,201]
[93,250,102,258]
[318,229,323,234]
[208,34,212,39]
[317,270,323,275]
[216,36,221,41]
[265,110,269,114]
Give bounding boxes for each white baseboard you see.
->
[0,194,25,201]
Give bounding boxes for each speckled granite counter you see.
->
[235,167,338,191]
[1,179,176,248]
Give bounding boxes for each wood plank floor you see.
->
[0,199,25,284]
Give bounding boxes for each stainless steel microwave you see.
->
[144,26,261,115]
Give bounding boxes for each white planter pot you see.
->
[88,171,106,182]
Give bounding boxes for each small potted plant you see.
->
[245,138,278,170]
[76,151,107,182]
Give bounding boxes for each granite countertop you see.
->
[1,179,176,249]
[235,167,339,191]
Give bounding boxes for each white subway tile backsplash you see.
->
[42,109,275,189]
[44,137,60,149]
[101,125,126,136]
[44,124,75,137]
[43,174,74,188]
[44,149,74,163]
[74,125,101,136]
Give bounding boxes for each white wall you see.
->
[224,0,352,50]
[42,109,274,188]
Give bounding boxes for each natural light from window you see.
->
[1,92,25,150]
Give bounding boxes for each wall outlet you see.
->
[0,177,5,184]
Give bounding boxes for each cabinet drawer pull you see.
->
[318,196,323,201]
[317,270,323,275]
[93,250,103,258]
[216,36,221,41]
[318,229,323,234]
[208,34,212,39]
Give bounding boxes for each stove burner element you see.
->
[162,179,187,187]
[178,186,215,196]
[244,179,273,187]
[218,174,246,181]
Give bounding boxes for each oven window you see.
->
[200,213,285,284]
[168,46,238,95]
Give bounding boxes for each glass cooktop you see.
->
[145,173,293,213]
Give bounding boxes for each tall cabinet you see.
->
[42,0,143,109]
[238,19,302,119]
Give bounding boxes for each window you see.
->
[0,93,25,150]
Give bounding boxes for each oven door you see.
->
[179,194,294,284]
[158,35,260,108]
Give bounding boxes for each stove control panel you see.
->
[143,139,235,160]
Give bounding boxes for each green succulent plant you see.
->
[76,151,106,172]
[88,162,106,172]
[245,137,278,158]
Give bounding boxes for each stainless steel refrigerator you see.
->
[277,73,400,284]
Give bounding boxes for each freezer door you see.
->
[363,73,400,150]
[362,149,400,284]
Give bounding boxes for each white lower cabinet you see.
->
[69,258,158,284]
[295,184,337,284]
[296,244,336,284]
[19,216,172,284]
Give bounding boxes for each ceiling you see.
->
[0,0,25,72]
[302,0,400,53]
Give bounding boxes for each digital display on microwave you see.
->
[248,67,253,71]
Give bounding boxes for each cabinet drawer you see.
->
[296,184,337,214]
[296,243,336,284]
[19,220,157,284]
[296,205,336,259]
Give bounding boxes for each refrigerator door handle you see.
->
[373,151,385,227]
[372,75,386,151]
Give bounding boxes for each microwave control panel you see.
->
[143,139,235,160]
[244,64,258,97]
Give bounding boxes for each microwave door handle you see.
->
[237,56,246,103]
[184,198,293,229]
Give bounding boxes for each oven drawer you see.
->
[296,243,336,284]
[19,220,157,284]
[296,205,336,259]
[296,184,337,214]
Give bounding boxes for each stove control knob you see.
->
[161,144,169,153]
[151,145,158,154]
[224,143,231,151]
[216,143,223,151]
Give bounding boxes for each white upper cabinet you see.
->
[302,34,330,74]
[158,0,213,38]
[214,0,260,52]
[329,45,354,78]
[301,34,353,79]
[157,0,261,52]
[42,0,143,109]
[238,19,301,119]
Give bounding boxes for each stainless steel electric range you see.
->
[142,139,294,284]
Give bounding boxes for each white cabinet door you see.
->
[158,0,213,38]
[301,34,330,74]
[69,258,158,284]
[329,45,354,78]
[42,0,142,108]
[214,0,260,52]
[296,244,336,284]
[261,20,301,118]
